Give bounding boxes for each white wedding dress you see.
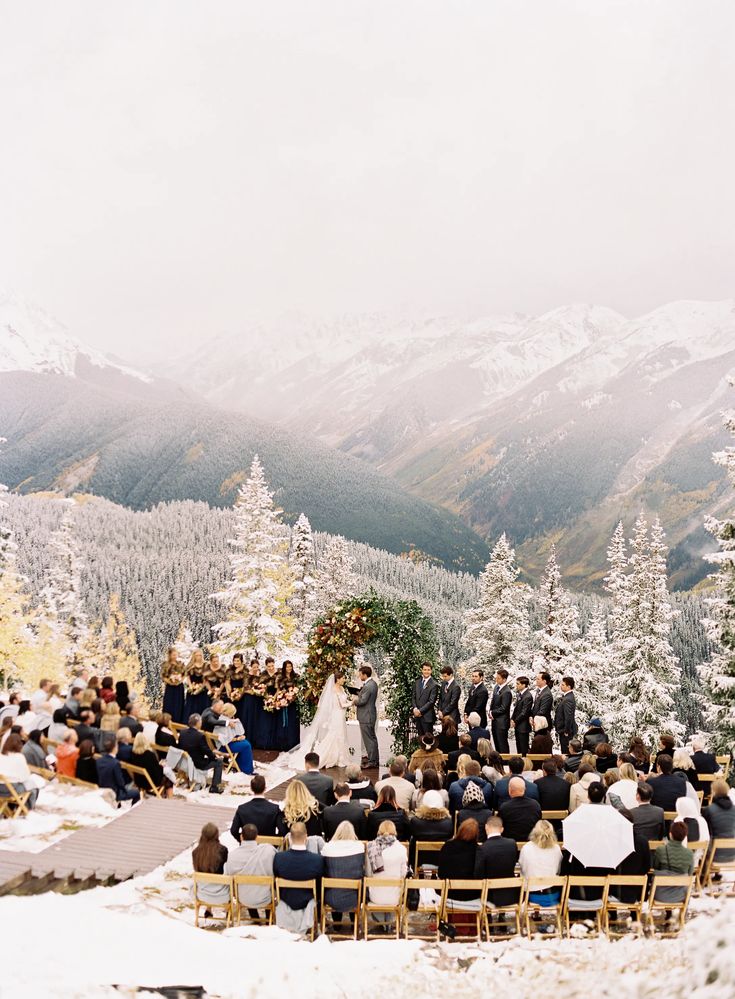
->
[275,675,351,770]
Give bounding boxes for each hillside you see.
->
[0,371,488,572]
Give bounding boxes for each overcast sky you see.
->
[1,0,734,359]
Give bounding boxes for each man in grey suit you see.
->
[353,665,379,769]
[412,662,439,736]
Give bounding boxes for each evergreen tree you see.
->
[310,535,359,623]
[700,390,735,751]
[604,521,629,646]
[174,620,199,662]
[41,502,90,676]
[463,534,531,675]
[533,545,580,684]
[211,455,295,658]
[97,593,145,694]
[574,607,614,727]
[289,513,316,641]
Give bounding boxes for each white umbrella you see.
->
[562,805,634,869]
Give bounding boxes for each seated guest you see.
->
[582,718,608,754]
[629,780,665,841]
[282,779,323,837]
[0,734,40,808]
[474,816,520,907]
[213,703,253,775]
[0,693,20,725]
[438,817,482,902]
[273,821,324,933]
[140,708,160,745]
[563,739,584,774]
[323,783,366,840]
[366,820,408,928]
[97,734,140,805]
[115,681,130,712]
[99,676,116,704]
[192,822,230,906]
[55,729,79,778]
[437,715,459,754]
[498,777,542,843]
[345,764,377,805]
[391,756,416,786]
[62,687,82,721]
[535,758,571,811]
[607,763,640,810]
[410,766,450,812]
[408,734,445,775]
[90,698,104,728]
[675,796,710,852]
[456,781,492,841]
[100,701,121,733]
[132,732,173,796]
[672,749,700,792]
[495,757,540,807]
[75,709,102,750]
[652,819,694,901]
[297,753,334,807]
[375,759,414,812]
[409,789,453,866]
[448,760,494,812]
[690,735,719,775]
[446,734,481,773]
[481,749,506,784]
[322,821,366,922]
[568,764,600,811]
[75,739,99,784]
[178,714,224,794]
[654,733,677,769]
[366,785,409,840]
[647,754,688,811]
[520,819,563,905]
[155,712,178,753]
[529,716,553,756]
[115,726,134,762]
[201,699,224,734]
[48,708,72,744]
[617,808,654,892]
[702,779,735,863]
[594,742,617,774]
[118,703,144,737]
[467,712,491,749]
[21,730,47,769]
[230,774,286,840]
[628,736,651,774]
[224,823,277,919]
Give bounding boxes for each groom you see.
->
[353,665,379,769]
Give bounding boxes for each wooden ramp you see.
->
[0,798,233,889]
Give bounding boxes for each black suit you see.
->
[553,692,577,754]
[464,683,489,728]
[629,804,665,841]
[323,800,367,840]
[498,797,542,843]
[412,676,439,735]
[474,836,520,906]
[437,680,461,725]
[447,746,481,772]
[648,773,688,813]
[230,797,286,840]
[535,775,571,811]
[511,688,533,756]
[531,685,553,730]
[178,726,223,790]
[490,684,512,754]
[691,751,719,774]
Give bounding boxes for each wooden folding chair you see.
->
[697,774,717,804]
[412,840,444,874]
[257,835,285,849]
[701,838,735,893]
[401,878,446,941]
[687,841,708,893]
[603,875,648,939]
[119,761,162,798]
[715,756,731,779]
[523,877,568,938]
[232,875,275,926]
[192,873,233,927]
[482,878,523,940]
[203,732,241,776]
[0,777,31,817]
[563,876,608,936]
[363,877,403,940]
[541,810,569,822]
[320,878,363,939]
[439,880,486,941]
[645,875,694,936]
[275,878,318,940]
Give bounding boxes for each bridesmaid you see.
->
[227,652,247,713]
[204,651,227,702]
[252,656,279,751]
[161,646,186,724]
[276,660,300,751]
[241,658,262,744]
[184,650,211,717]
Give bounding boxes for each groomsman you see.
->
[490,669,512,754]
[554,676,578,754]
[437,665,461,725]
[510,676,533,756]
[463,669,489,729]
[411,662,439,736]
[532,671,553,731]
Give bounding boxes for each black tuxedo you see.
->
[438,680,461,725]
[553,691,577,753]
[490,683,512,754]
[230,797,286,840]
[535,774,571,811]
[323,800,367,840]
[474,836,520,906]
[412,676,439,735]
[464,683,489,728]
[531,685,553,729]
[511,688,533,756]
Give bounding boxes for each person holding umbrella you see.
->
[561,782,634,906]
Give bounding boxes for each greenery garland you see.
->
[300,591,438,756]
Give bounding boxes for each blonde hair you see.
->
[712,778,730,799]
[100,701,120,732]
[105,701,120,716]
[672,749,694,771]
[456,754,472,779]
[477,738,492,760]
[378,820,397,837]
[188,650,204,669]
[523,757,534,773]
[132,732,150,754]
[79,689,96,708]
[283,779,320,825]
[529,819,558,850]
[581,753,597,770]
[603,769,619,788]
[619,762,637,782]
[331,820,358,842]
[220,704,237,718]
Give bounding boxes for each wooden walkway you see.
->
[0,798,233,891]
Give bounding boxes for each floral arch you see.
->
[301,592,438,756]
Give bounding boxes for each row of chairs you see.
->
[192,871,703,941]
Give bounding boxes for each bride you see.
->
[275,673,351,770]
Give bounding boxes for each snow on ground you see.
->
[0,783,117,852]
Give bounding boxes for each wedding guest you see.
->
[99,677,116,705]
[323,784,367,840]
[519,820,563,905]
[297,752,334,807]
[178,714,224,794]
[155,712,178,753]
[628,736,651,774]
[97,735,140,805]
[606,763,640,810]
[75,739,99,784]
[345,764,378,805]
[437,715,459,754]
[654,733,677,769]
[702,780,735,862]
[690,735,719,775]
[192,822,229,906]
[55,729,79,778]
[100,701,121,733]
[535,758,571,811]
[563,739,584,773]
[48,709,72,744]
[0,733,40,808]
[214,703,254,774]
[448,760,494,812]
[273,822,324,932]
[446,735,481,773]
[498,777,542,843]
[495,757,540,807]
[474,816,519,905]
[366,820,408,930]
[672,749,700,792]
[410,766,449,812]
[115,682,130,712]
[225,823,276,918]
[132,732,172,796]
[115,726,134,762]
[675,796,710,848]
[230,774,286,840]
[467,712,491,749]
[365,785,409,840]
[201,699,224,733]
[409,790,453,866]
[594,742,618,774]
[652,820,694,877]
[438,818,482,902]
[408,733,444,775]
[282,779,323,837]
[481,749,506,784]
[21,730,47,769]
[646,755,688,811]
[529,716,553,755]
[456,781,492,839]
[322,821,365,922]
[376,759,414,811]
[119,703,144,737]
[582,718,608,754]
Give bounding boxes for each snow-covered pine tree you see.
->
[211,455,295,658]
[289,513,316,641]
[533,545,579,684]
[610,514,683,745]
[700,389,735,752]
[174,620,199,662]
[310,535,359,623]
[574,606,614,727]
[605,521,629,646]
[97,593,146,696]
[41,501,90,676]
[463,534,531,676]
